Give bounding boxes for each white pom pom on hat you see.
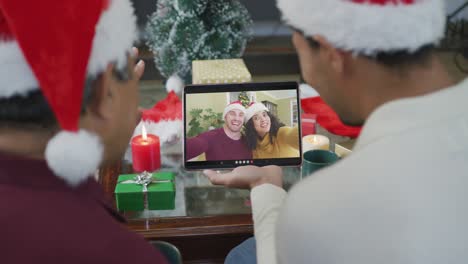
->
[166,74,184,94]
[0,0,137,186]
[299,83,319,98]
[277,0,446,55]
[45,130,104,187]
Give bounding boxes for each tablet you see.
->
[184,82,302,170]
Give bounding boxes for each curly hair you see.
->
[245,111,284,150]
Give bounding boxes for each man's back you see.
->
[0,153,167,264]
[277,79,468,263]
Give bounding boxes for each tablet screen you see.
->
[184,82,302,169]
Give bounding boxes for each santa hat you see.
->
[223,101,246,119]
[277,0,446,55]
[245,102,269,123]
[0,0,137,186]
[133,91,183,144]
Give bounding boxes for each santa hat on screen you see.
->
[0,0,137,186]
[223,101,246,119]
[277,0,446,55]
[245,102,269,123]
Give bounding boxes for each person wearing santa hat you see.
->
[0,0,168,263]
[244,102,300,159]
[205,1,468,264]
[186,101,252,161]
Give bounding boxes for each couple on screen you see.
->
[186,101,300,161]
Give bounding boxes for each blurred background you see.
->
[134,0,468,108]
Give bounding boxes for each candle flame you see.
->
[306,135,319,144]
[312,135,318,144]
[142,124,148,140]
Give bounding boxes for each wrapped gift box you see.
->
[192,59,252,84]
[114,172,175,211]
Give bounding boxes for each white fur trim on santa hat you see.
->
[0,41,39,97]
[45,130,103,186]
[299,83,319,99]
[133,119,183,144]
[223,102,246,119]
[245,102,268,123]
[277,0,446,55]
[0,0,137,98]
[87,0,137,75]
[166,74,185,94]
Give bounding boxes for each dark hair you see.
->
[245,111,285,150]
[0,63,131,130]
[310,38,433,69]
[368,44,435,69]
[289,25,321,49]
[291,27,435,69]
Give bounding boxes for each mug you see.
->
[302,149,339,177]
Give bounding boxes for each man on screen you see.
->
[186,101,252,161]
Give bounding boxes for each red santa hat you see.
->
[0,0,137,186]
[245,102,269,123]
[223,101,246,119]
[277,0,446,55]
[133,91,183,145]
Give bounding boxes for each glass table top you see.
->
[114,79,350,220]
[120,140,302,220]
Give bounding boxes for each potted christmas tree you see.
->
[146,0,253,92]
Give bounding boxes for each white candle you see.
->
[302,134,330,153]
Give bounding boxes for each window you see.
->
[290,99,298,127]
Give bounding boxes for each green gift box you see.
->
[114,172,175,211]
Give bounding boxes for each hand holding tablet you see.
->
[203,165,283,189]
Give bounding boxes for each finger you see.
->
[136,107,146,125]
[203,170,232,186]
[134,60,145,79]
[132,47,139,57]
[264,165,282,173]
[135,109,143,126]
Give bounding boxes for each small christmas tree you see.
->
[146,0,253,92]
[238,91,250,107]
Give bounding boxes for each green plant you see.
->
[187,108,223,137]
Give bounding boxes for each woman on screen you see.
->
[244,102,300,159]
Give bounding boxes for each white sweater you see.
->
[251,78,468,264]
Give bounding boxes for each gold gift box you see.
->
[192,59,252,84]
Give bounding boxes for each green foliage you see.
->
[146,0,253,82]
[175,0,208,15]
[187,108,224,137]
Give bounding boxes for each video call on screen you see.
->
[184,88,301,168]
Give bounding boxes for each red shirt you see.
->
[0,152,167,264]
[186,128,252,161]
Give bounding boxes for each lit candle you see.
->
[302,134,330,153]
[131,124,161,172]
